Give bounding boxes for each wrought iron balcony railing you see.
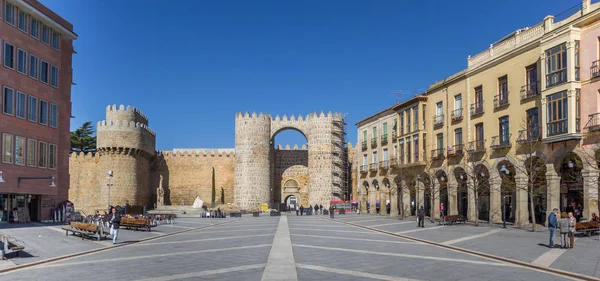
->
[516,129,541,144]
[391,130,397,141]
[584,113,600,133]
[546,69,567,88]
[490,134,512,149]
[467,140,486,153]
[520,82,539,100]
[470,102,484,117]
[379,160,389,169]
[371,138,377,148]
[431,148,445,159]
[381,134,388,145]
[361,141,367,150]
[591,60,600,79]
[433,114,444,127]
[493,93,509,109]
[361,164,368,173]
[451,109,463,122]
[546,120,568,137]
[390,158,399,168]
[369,163,378,172]
[448,144,464,156]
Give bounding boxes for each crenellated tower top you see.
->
[106,104,149,126]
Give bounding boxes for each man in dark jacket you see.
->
[110,207,121,244]
[417,206,425,228]
[547,208,558,248]
[319,204,323,214]
[300,205,304,216]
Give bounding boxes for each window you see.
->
[576,88,581,133]
[372,126,377,140]
[393,118,397,136]
[399,140,405,164]
[525,64,538,97]
[40,60,49,83]
[2,133,13,164]
[413,106,418,131]
[49,103,58,127]
[455,128,463,145]
[362,154,367,171]
[30,18,39,39]
[498,76,508,106]
[16,91,25,119]
[27,139,36,167]
[4,2,15,26]
[436,133,443,150]
[15,136,25,165]
[454,94,462,118]
[28,95,37,121]
[436,102,443,125]
[4,42,15,69]
[50,65,59,87]
[399,112,404,135]
[362,130,367,146]
[545,43,567,87]
[17,10,27,32]
[39,100,48,125]
[383,148,388,162]
[422,104,426,129]
[38,141,47,168]
[406,109,411,132]
[49,143,57,169]
[41,24,50,45]
[51,31,60,50]
[29,54,38,79]
[372,151,378,164]
[499,116,510,145]
[546,91,568,136]
[475,123,484,144]
[3,87,14,115]
[414,135,419,162]
[475,86,483,105]
[406,137,412,163]
[17,49,27,74]
[575,40,580,81]
[382,122,388,139]
[526,108,539,140]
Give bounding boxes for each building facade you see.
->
[357,0,600,226]
[0,0,76,222]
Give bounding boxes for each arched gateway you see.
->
[234,112,348,210]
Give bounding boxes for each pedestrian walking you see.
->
[296,205,299,216]
[300,205,304,216]
[558,215,570,249]
[568,212,576,248]
[547,208,558,248]
[314,205,319,215]
[440,203,445,225]
[319,204,323,214]
[109,207,121,245]
[309,205,313,215]
[417,206,425,228]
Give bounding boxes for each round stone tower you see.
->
[97,105,156,208]
[234,112,272,210]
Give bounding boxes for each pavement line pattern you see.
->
[532,248,568,267]
[296,263,423,281]
[161,225,194,229]
[441,228,504,245]
[133,234,275,247]
[261,216,298,281]
[396,226,445,234]
[37,244,272,269]
[133,263,266,281]
[368,221,415,227]
[293,244,516,267]
[290,233,424,245]
[289,228,373,234]
[178,227,277,236]
[337,217,394,223]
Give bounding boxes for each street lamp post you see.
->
[107,170,113,209]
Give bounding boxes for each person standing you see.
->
[568,212,576,248]
[417,206,425,228]
[110,207,121,245]
[558,215,570,249]
[300,205,304,216]
[296,205,299,216]
[439,203,445,225]
[314,205,319,215]
[319,204,323,215]
[547,208,558,248]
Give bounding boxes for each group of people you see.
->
[547,209,593,249]
[295,204,324,216]
[93,207,121,244]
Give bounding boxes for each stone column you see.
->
[447,175,458,216]
[379,189,387,216]
[359,186,368,214]
[432,179,441,219]
[390,184,399,217]
[546,168,560,221]
[583,169,599,220]
[514,173,529,226]
[489,176,502,223]
[467,177,476,222]
[369,188,377,215]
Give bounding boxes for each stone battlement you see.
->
[106,104,149,125]
[96,120,156,154]
[97,120,156,136]
[69,152,100,161]
[157,149,235,157]
[276,144,308,150]
[235,111,345,122]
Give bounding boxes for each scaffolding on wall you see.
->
[332,116,351,201]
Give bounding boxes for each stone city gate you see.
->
[234,112,347,210]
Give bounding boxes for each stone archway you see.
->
[475,164,491,222]
[372,179,380,215]
[559,152,584,221]
[282,179,301,211]
[436,171,449,218]
[382,178,391,215]
[361,181,370,214]
[454,167,468,218]
[524,156,547,225]
[497,160,516,223]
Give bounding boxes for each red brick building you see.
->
[0,0,76,222]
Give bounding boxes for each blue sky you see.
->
[41,0,581,150]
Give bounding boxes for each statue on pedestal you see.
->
[157,175,164,206]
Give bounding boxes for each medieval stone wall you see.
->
[274,146,309,205]
[69,153,102,214]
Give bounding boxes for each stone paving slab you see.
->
[400,224,493,243]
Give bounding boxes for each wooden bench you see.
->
[62,221,109,241]
[0,233,25,259]
[575,221,598,236]
[442,215,466,225]
[120,218,155,231]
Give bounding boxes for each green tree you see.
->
[211,166,216,206]
[70,121,97,153]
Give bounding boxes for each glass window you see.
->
[475,123,484,142]
[413,106,418,130]
[4,2,15,25]
[545,43,568,87]
[41,24,50,45]
[414,137,419,162]
[48,143,57,169]
[16,91,25,119]
[50,65,59,87]
[51,31,60,50]
[436,133,443,149]
[30,18,39,39]
[372,151,378,163]
[38,141,47,168]
[17,49,27,74]
[27,139,36,167]
[499,116,510,144]
[406,109,411,132]
[372,126,377,139]
[4,42,15,69]
[40,60,49,83]
[406,137,412,163]
[2,134,13,164]
[399,112,404,135]
[436,102,443,124]
[17,10,27,32]
[28,95,37,121]
[49,103,58,127]
[15,136,25,165]
[455,128,463,145]
[362,130,367,143]
[546,91,568,136]
[29,54,38,79]
[383,122,388,135]
[575,40,580,82]
[3,87,14,115]
[576,88,581,133]
[498,76,508,102]
[39,100,48,125]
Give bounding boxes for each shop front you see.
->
[0,193,41,223]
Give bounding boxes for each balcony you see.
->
[431,148,445,159]
[369,163,378,172]
[584,113,600,133]
[381,134,388,145]
[390,158,399,168]
[516,129,541,144]
[391,131,397,142]
[546,120,568,137]
[360,164,368,174]
[379,160,389,169]
[591,60,600,79]
[490,134,512,149]
[451,109,463,122]
[493,94,509,109]
[546,69,567,88]
[361,141,367,151]
[433,114,444,128]
[470,102,484,117]
[448,144,464,157]
[371,138,377,148]
[467,140,486,153]
[520,82,539,100]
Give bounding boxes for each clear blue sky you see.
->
[41,0,581,151]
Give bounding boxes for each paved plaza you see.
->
[0,214,599,280]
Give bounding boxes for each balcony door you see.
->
[499,116,509,145]
[526,108,539,140]
[475,123,484,150]
[526,65,537,91]
[455,95,462,117]
[436,102,443,124]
